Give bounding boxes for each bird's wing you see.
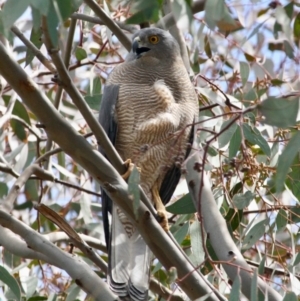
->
[98,84,151,301]
[98,84,119,247]
[159,122,195,204]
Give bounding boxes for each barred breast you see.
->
[108,57,198,201]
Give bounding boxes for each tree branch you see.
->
[83,0,131,51]
[2,164,54,212]
[11,25,56,73]
[0,211,119,301]
[185,147,282,301]
[44,231,107,253]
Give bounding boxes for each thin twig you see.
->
[11,25,56,73]
[83,0,131,51]
[2,164,54,212]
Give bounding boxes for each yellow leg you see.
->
[121,159,141,180]
[152,183,169,231]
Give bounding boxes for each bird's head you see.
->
[129,28,180,61]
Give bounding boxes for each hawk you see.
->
[98,27,198,300]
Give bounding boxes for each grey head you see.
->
[126,28,181,62]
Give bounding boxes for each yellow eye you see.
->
[148,35,159,44]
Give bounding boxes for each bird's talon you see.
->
[156,210,169,232]
[122,159,141,180]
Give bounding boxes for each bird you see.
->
[98,27,199,301]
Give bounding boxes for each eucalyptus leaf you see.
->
[173,221,189,245]
[189,220,204,267]
[258,97,299,128]
[242,218,269,251]
[250,270,258,301]
[229,274,241,301]
[218,119,238,148]
[75,46,87,61]
[166,193,196,214]
[243,124,271,156]
[232,191,255,209]
[84,95,102,111]
[283,292,298,301]
[240,61,250,86]
[0,266,21,301]
[275,131,300,192]
[276,208,288,230]
[229,126,242,158]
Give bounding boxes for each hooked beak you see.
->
[132,36,150,56]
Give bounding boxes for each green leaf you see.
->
[26,27,43,66]
[2,0,32,30]
[283,291,297,301]
[84,95,102,111]
[240,61,250,86]
[189,220,204,267]
[171,0,192,29]
[204,0,227,29]
[271,79,286,86]
[0,182,8,198]
[290,206,300,224]
[65,283,81,301]
[46,1,59,47]
[128,166,140,218]
[276,208,288,230]
[23,276,38,298]
[250,269,258,301]
[173,221,189,245]
[294,13,300,43]
[258,256,266,275]
[75,46,87,61]
[242,218,269,251]
[126,1,160,24]
[218,119,237,148]
[166,193,196,214]
[30,0,50,15]
[244,21,266,45]
[31,6,42,31]
[275,131,300,192]
[232,191,255,209]
[28,297,48,301]
[11,99,31,141]
[225,208,242,232]
[283,40,294,59]
[91,77,102,95]
[229,274,241,301]
[293,253,300,267]
[258,97,299,128]
[204,35,212,58]
[243,124,270,156]
[0,266,21,301]
[229,126,242,158]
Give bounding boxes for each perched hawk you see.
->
[99,28,198,300]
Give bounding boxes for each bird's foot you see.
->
[152,185,169,232]
[156,209,169,232]
[122,159,141,180]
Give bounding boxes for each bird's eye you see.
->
[148,35,159,44]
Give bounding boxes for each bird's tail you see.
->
[109,205,151,301]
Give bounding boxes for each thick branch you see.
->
[0,211,118,301]
[185,148,282,301]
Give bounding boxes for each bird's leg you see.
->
[121,159,141,180]
[152,183,169,231]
